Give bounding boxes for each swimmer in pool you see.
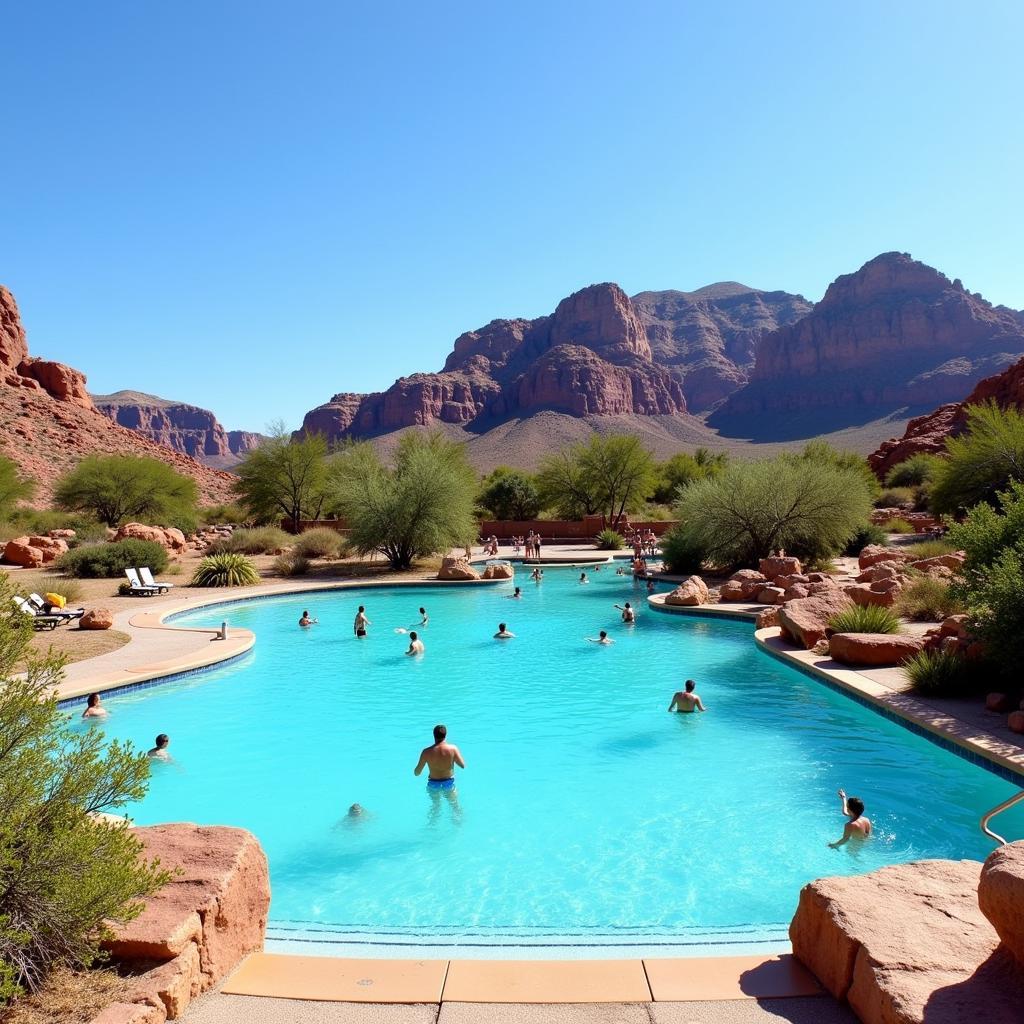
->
[406,630,424,655]
[148,733,171,759]
[829,789,872,848]
[299,610,318,628]
[615,602,636,623]
[417,607,428,626]
[354,606,371,637]
[82,692,107,718]
[531,568,543,582]
[494,622,515,639]
[579,572,589,584]
[508,586,522,599]
[586,630,614,645]
[668,680,706,713]
[414,724,465,791]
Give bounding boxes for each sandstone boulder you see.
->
[47,528,76,539]
[81,608,114,630]
[985,693,1015,713]
[481,563,514,580]
[718,569,767,601]
[844,582,900,608]
[858,545,910,570]
[778,591,854,649]
[784,583,810,601]
[909,553,965,573]
[979,841,1024,969]
[1008,711,1024,735]
[114,523,186,551]
[664,575,709,606]
[756,607,780,629]
[19,357,94,408]
[756,586,786,605]
[28,534,69,561]
[829,632,925,667]
[437,556,481,581]
[759,555,803,582]
[855,561,906,584]
[939,615,970,640]
[3,537,45,567]
[791,858,1023,1024]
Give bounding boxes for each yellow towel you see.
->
[44,592,66,609]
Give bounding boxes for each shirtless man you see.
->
[668,679,706,713]
[406,630,424,656]
[579,572,589,584]
[354,605,371,638]
[418,607,428,626]
[414,724,466,793]
[586,630,614,645]
[82,692,107,718]
[530,568,543,582]
[615,602,636,623]
[508,587,522,599]
[299,610,318,628]
[148,734,171,759]
[494,622,515,639]
[829,789,872,848]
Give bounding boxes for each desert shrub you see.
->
[843,523,887,555]
[875,487,914,508]
[595,528,624,551]
[56,540,168,579]
[672,456,872,568]
[477,468,543,520]
[0,511,108,546]
[209,526,291,555]
[0,575,169,1000]
[828,605,900,634]
[905,538,956,559]
[881,518,914,534]
[904,648,976,696]
[884,453,943,489]
[895,576,965,622]
[292,527,346,559]
[54,455,198,528]
[272,552,310,576]
[198,503,249,526]
[191,553,260,587]
[659,526,708,575]
[651,448,728,504]
[44,580,85,605]
[0,458,35,522]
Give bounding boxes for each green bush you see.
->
[828,605,900,634]
[895,576,965,622]
[843,523,888,555]
[209,526,292,555]
[198,503,249,526]
[272,552,310,576]
[875,487,914,508]
[0,457,36,523]
[477,468,543,520]
[0,575,169,1000]
[659,526,708,574]
[191,553,260,587]
[905,538,956,559]
[595,529,624,551]
[56,540,169,579]
[884,453,943,488]
[0,511,108,546]
[904,648,976,696]
[292,527,347,559]
[881,518,914,534]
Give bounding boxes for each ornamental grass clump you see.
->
[595,529,624,551]
[881,518,914,534]
[828,605,901,635]
[895,577,964,622]
[209,526,291,555]
[904,648,975,696]
[191,553,260,587]
[272,552,310,577]
[292,527,347,559]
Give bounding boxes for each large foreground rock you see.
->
[791,858,1024,1023]
[437,556,481,581]
[978,841,1024,970]
[664,575,709,606]
[829,632,925,666]
[777,590,853,649]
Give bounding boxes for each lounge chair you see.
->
[138,567,173,593]
[124,569,160,596]
[12,596,61,630]
[28,593,85,623]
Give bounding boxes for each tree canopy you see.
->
[477,467,542,521]
[651,448,728,504]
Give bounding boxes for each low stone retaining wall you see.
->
[92,823,270,1023]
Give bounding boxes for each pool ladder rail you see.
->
[980,789,1024,846]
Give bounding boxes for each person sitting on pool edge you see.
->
[299,609,318,628]
[494,622,515,639]
[148,734,171,759]
[586,630,614,645]
[406,630,424,656]
[668,680,706,713]
[829,788,872,848]
[82,692,107,718]
[414,723,465,791]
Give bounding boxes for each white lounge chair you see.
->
[138,567,173,592]
[124,569,160,596]
[28,593,85,622]
[12,596,61,630]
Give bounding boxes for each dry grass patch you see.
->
[0,967,135,1024]
[24,628,131,669]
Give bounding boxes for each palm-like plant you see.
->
[190,553,260,587]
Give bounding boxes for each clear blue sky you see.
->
[3,1,1022,430]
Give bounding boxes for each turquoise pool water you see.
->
[68,567,1024,956]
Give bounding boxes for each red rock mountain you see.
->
[0,286,236,503]
[868,354,1024,477]
[631,283,812,410]
[711,253,1024,436]
[93,391,266,469]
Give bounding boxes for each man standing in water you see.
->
[829,788,872,848]
[668,679,707,712]
[354,605,371,637]
[406,630,424,655]
[414,724,465,792]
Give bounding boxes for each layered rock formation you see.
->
[869,354,1024,477]
[0,287,236,503]
[713,253,1024,433]
[94,390,265,468]
[299,283,689,442]
[632,283,811,410]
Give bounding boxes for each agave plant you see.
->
[190,552,261,587]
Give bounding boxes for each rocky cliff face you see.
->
[299,283,690,442]
[714,253,1024,426]
[93,391,266,467]
[631,283,812,410]
[0,287,236,502]
[869,354,1024,477]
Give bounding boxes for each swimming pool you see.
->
[69,567,1024,958]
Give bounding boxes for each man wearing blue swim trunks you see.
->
[414,723,465,791]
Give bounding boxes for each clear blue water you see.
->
[67,566,1024,956]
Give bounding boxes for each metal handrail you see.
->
[980,789,1024,845]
